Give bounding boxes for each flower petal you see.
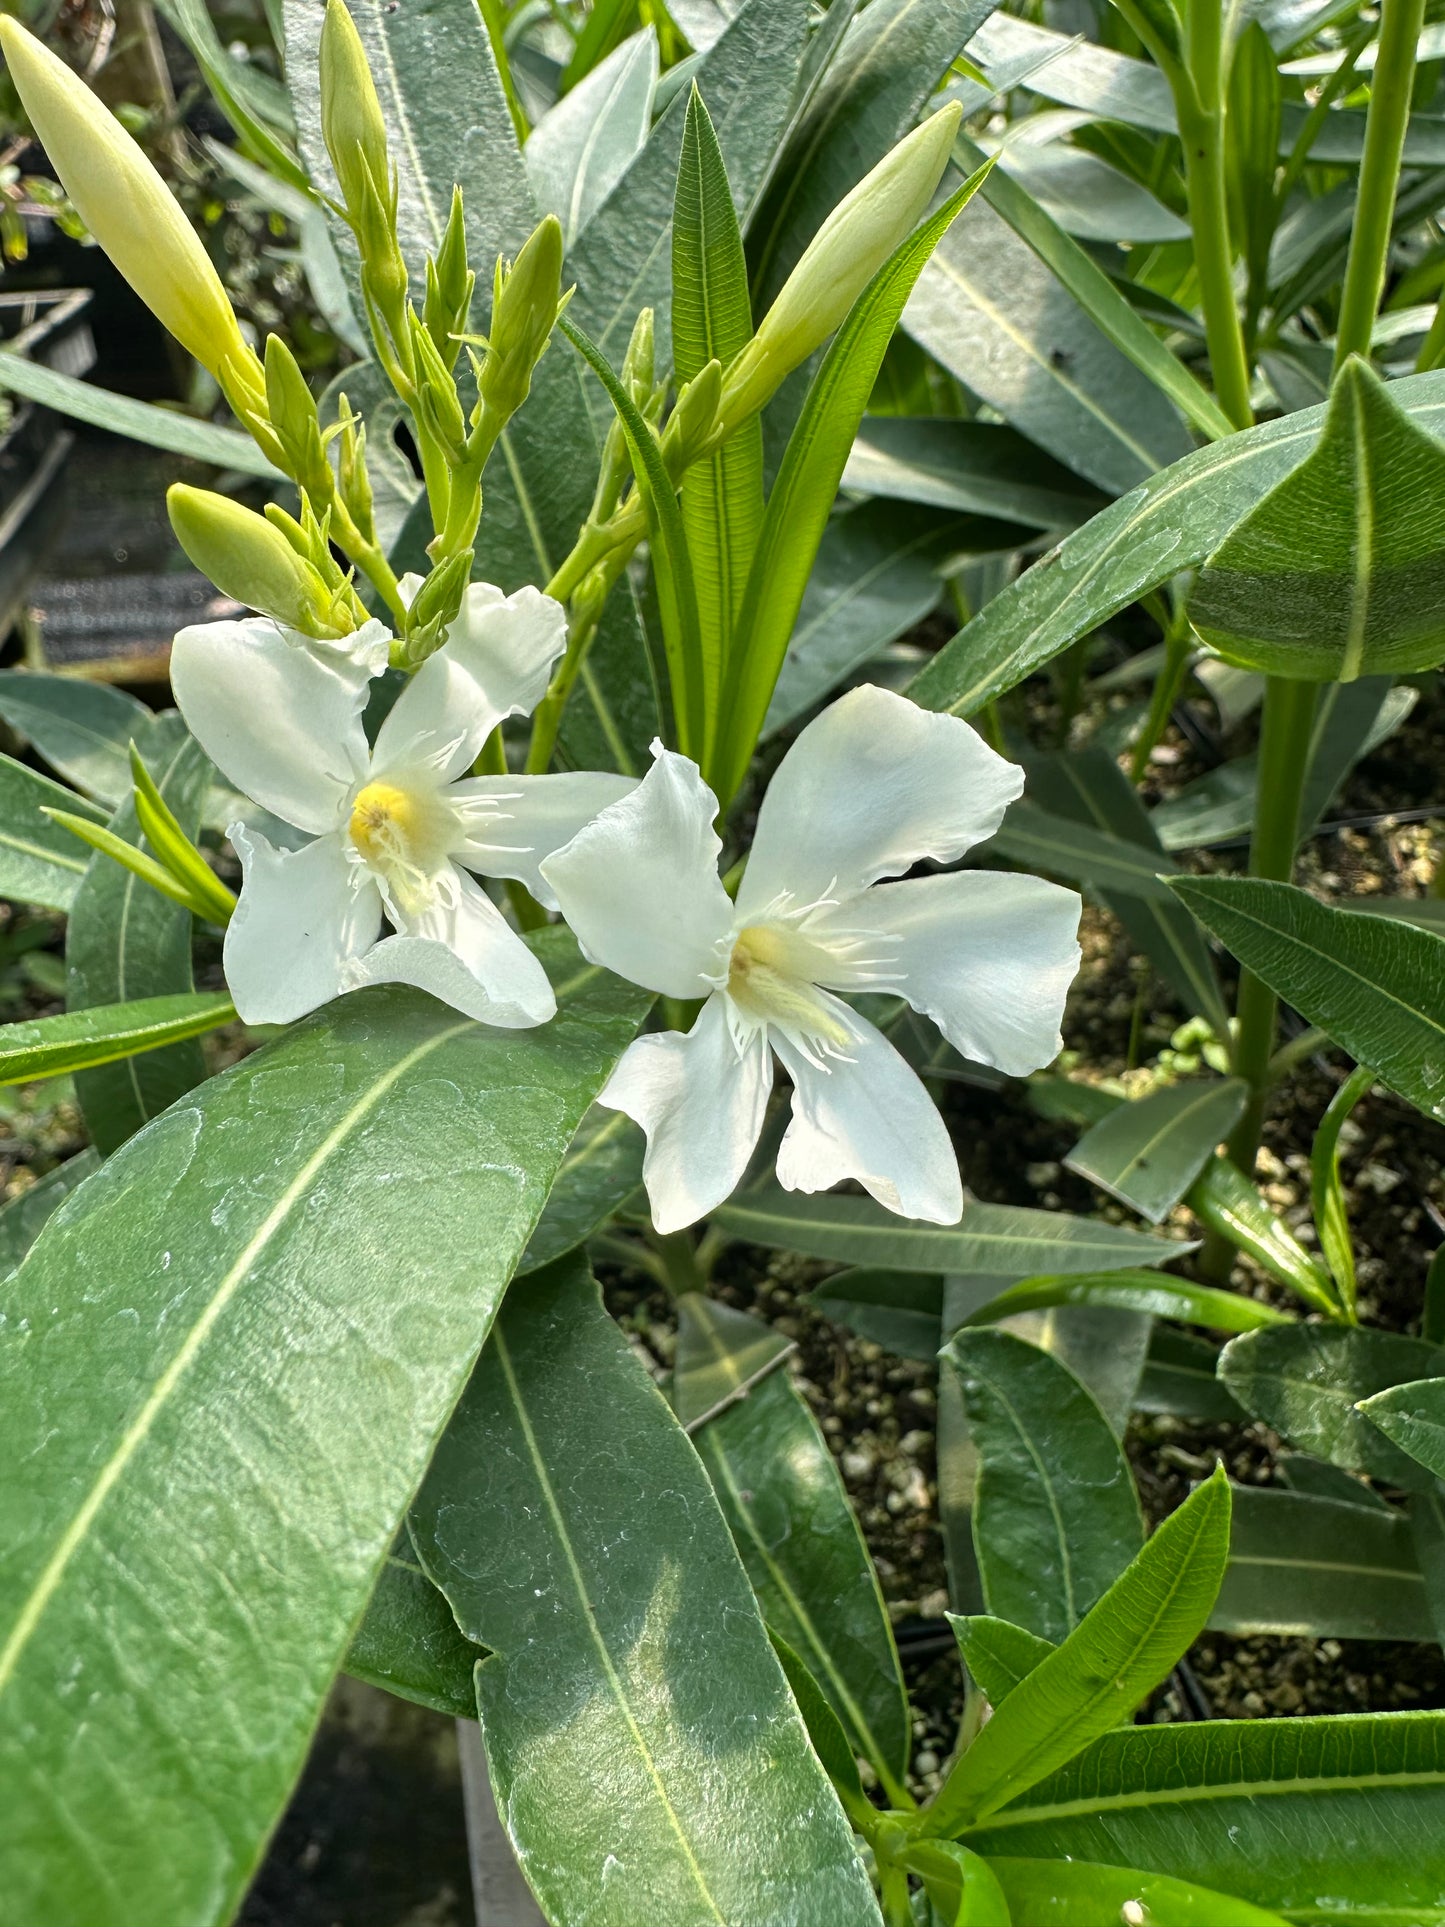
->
[737,685,1024,918]
[860,870,1081,1076]
[448,770,637,909]
[540,745,734,997]
[171,617,375,833]
[375,582,567,782]
[600,994,773,1233]
[772,999,962,1224]
[353,866,556,1027]
[224,824,382,1024]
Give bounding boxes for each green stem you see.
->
[647,1228,707,1297]
[1224,676,1319,1173]
[1335,0,1427,373]
[1177,0,1254,431]
[1129,614,1192,782]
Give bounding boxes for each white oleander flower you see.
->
[171,583,633,1027]
[541,685,1082,1233]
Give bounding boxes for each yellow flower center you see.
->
[348,779,453,916]
[727,923,852,1049]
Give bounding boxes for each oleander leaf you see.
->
[1190,359,1445,680]
[0,754,106,912]
[1066,1079,1250,1222]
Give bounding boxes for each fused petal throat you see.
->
[726,922,854,1058]
[348,779,457,917]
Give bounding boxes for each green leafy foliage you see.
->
[344,1541,487,1720]
[923,1468,1231,1835]
[1221,1325,1445,1490]
[65,714,212,1154]
[409,1256,885,1927]
[692,1354,912,1796]
[0,990,236,1087]
[0,947,647,1927]
[989,1858,1293,1926]
[1190,360,1445,680]
[1169,880,1445,1122]
[957,1269,1288,1335]
[0,754,106,913]
[1211,1485,1432,1641]
[963,1712,1445,1923]
[1360,1377,1445,1482]
[949,1614,1057,1707]
[1066,1079,1250,1223]
[945,1329,1144,1644]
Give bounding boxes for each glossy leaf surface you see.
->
[0,990,236,1087]
[1169,880,1445,1122]
[959,1269,1287,1335]
[945,1329,1143,1643]
[0,944,647,1927]
[344,1541,487,1721]
[1067,1079,1249,1223]
[410,1257,885,1927]
[987,1858,1292,1927]
[693,1360,911,1794]
[1359,1377,1445,1483]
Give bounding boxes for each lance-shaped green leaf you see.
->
[673,1291,793,1427]
[0,754,106,911]
[715,1187,1192,1274]
[1066,1078,1250,1223]
[692,1350,912,1800]
[1138,1327,1245,1421]
[564,316,709,758]
[409,1256,885,1927]
[807,1267,943,1361]
[958,1268,1288,1336]
[0,1149,99,1278]
[843,416,1107,531]
[1210,1485,1431,1642]
[921,1468,1231,1836]
[902,185,1195,496]
[0,671,149,805]
[1169,880,1445,1123]
[344,1539,487,1721]
[1189,359,1445,681]
[0,350,283,478]
[904,368,1445,720]
[767,1630,873,1827]
[987,1859,1292,1927]
[1359,1377,1445,1484]
[673,85,763,720]
[949,1614,1057,1708]
[524,29,658,246]
[898,1840,1013,1926]
[714,161,993,804]
[0,942,648,1927]
[66,714,212,1154]
[1220,1325,1445,1491]
[518,1102,644,1273]
[0,990,235,1087]
[1186,1153,1339,1315]
[1021,747,1227,1035]
[1280,1453,1390,1509]
[962,1711,1445,1922]
[944,1329,1144,1645]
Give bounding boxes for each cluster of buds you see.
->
[167,484,367,640]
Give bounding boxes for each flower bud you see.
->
[0,17,251,383]
[167,484,345,638]
[409,314,468,456]
[661,359,721,475]
[264,336,329,495]
[318,0,391,224]
[479,214,566,427]
[424,187,474,367]
[718,103,962,432]
[398,550,473,666]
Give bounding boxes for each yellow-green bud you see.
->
[334,394,377,545]
[167,484,347,637]
[621,305,656,404]
[264,336,329,494]
[662,359,722,475]
[318,0,392,224]
[718,103,962,431]
[424,187,474,367]
[479,214,566,426]
[398,550,473,666]
[0,17,251,384]
[409,314,468,456]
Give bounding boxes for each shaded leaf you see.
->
[949,1613,1056,1707]
[0,672,149,805]
[0,754,106,912]
[518,1102,644,1273]
[1359,1377,1445,1483]
[0,1150,100,1279]
[807,1267,943,1362]
[1190,360,1445,680]
[525,29,658,245]
[1212,1485,1430,1641]
[843,415,1107,529]
[1221,1325,1445,1490]
[959,1268,1287,1335]
[1170,879,1445,1122]
[672,1291,793,1428]
[345,1544,486,1721]
[694,1360,911,1795]
[1066,1078,1250,1222]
